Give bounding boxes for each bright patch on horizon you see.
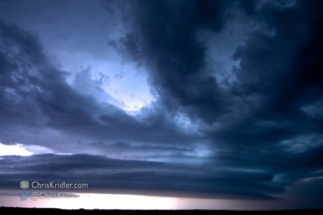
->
[0,192,264,210]
[0,143,61,156]
[0,143,32,156]
[22,193,177,210]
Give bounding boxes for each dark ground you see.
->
[1,207,323,214]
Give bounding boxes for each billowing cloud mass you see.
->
[0,0,322,210]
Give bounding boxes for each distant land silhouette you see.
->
[1,207,323,214]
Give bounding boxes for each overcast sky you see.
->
[0,0,322,210]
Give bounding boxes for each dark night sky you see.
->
[0,0,322,210]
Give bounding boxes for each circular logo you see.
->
[20,180,29,189]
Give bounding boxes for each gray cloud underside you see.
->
[0,154,284,200]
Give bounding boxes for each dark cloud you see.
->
[108,0,323,137]
[0,0,323,208]
[0,154,281,200]
[207,0,323,152]
[239,0,258,15]
[0,19,200,155]
[106,0,238,123]
[99,0,323,204]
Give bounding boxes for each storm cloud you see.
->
[0,0,322,209]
